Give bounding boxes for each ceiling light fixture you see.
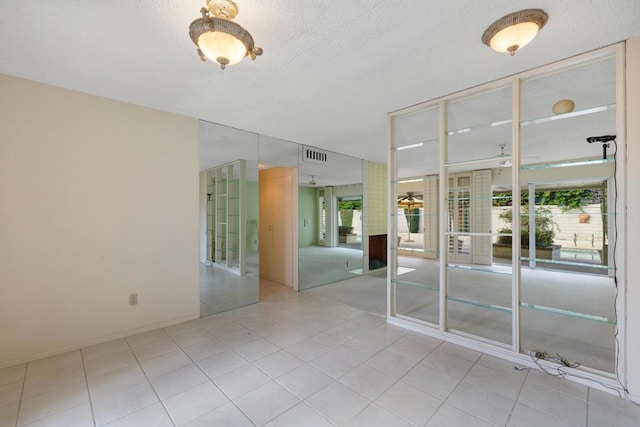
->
[189,0,263,69]
[552,99,575,115]
[482,9,548,56]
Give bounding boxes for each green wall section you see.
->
[367,161,387,235]
[299,186,318,247]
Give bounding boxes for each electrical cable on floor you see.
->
[609,140,640,406]
[524,139,640,406]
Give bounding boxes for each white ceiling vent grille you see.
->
[302,145,329,165]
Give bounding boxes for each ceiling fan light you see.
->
[482,9,548,56]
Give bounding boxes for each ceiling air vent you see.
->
[302,145,329,165]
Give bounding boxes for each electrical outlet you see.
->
[129,293,138,306]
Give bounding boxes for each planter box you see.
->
[339,234,358,244]
[493,243,562,260]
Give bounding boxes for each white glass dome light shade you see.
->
[482,9,548,56]
[198,30,248,66]
[188,1,262,69]
[489,21,540,54]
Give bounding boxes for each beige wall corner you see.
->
[0,74,200,367]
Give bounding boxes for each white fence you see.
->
[492,204,605,249]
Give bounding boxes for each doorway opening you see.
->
[338,196,362,250]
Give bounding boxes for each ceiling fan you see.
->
[497,144,512,167]
[495,144,540,169]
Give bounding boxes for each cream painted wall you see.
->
[625,38,640,397]
[0,74,200,368]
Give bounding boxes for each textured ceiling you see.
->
[1,1,639,166]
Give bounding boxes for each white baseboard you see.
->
[0,312,200,369]
[387,316,628,399]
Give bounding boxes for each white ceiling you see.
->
[1,1,639,166]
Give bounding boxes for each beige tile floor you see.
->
[306,255,616,373]
[1,280,639,427]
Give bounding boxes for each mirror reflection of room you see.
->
[390,50,618,374]
[297,147,365,291]
[199,122,260,317]
[200,127,380,316]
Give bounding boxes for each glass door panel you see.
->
[228,162,241,270]
[297,149,364,291]
[206,172,215,262]
[397,191,423,251]
[207,160,248,272]
[389,45,622,375]
[519,54,617,372]
[215,167,228,264]
[445,86,513,345]
[447,175,471,263]
[393,106,440,325]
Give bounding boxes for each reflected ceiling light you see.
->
[552,99,575,115]
[482,9,548,56]
[397,142,424,151]
[189,0,263,69]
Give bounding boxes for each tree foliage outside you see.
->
[404,208,421,233]
[338,199,361,230]
[497,206,559,247]
[338,200,362,210]
[493,189,602,212]
[338,225,354,235]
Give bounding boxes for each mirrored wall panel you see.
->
[257,136,366,291]
[200,122,259,316]
[257,136,298,288]
[297,145,364,290]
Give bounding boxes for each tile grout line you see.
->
[166,322,260,427]
[13,363,28,427]
[123,337,178,427]
[202,297,380,426]
[585,387,590,426]
[14,355,89,427]
[234,326,338,426]
[211,322,338,427]
[79,349,98,427]
[299,327,439,426]
[215,291,469,425]
[436,353,518,427]
[503,365,532,426]
[309,306,441,424]
[9,283,631,427]
[410,340,462,427]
